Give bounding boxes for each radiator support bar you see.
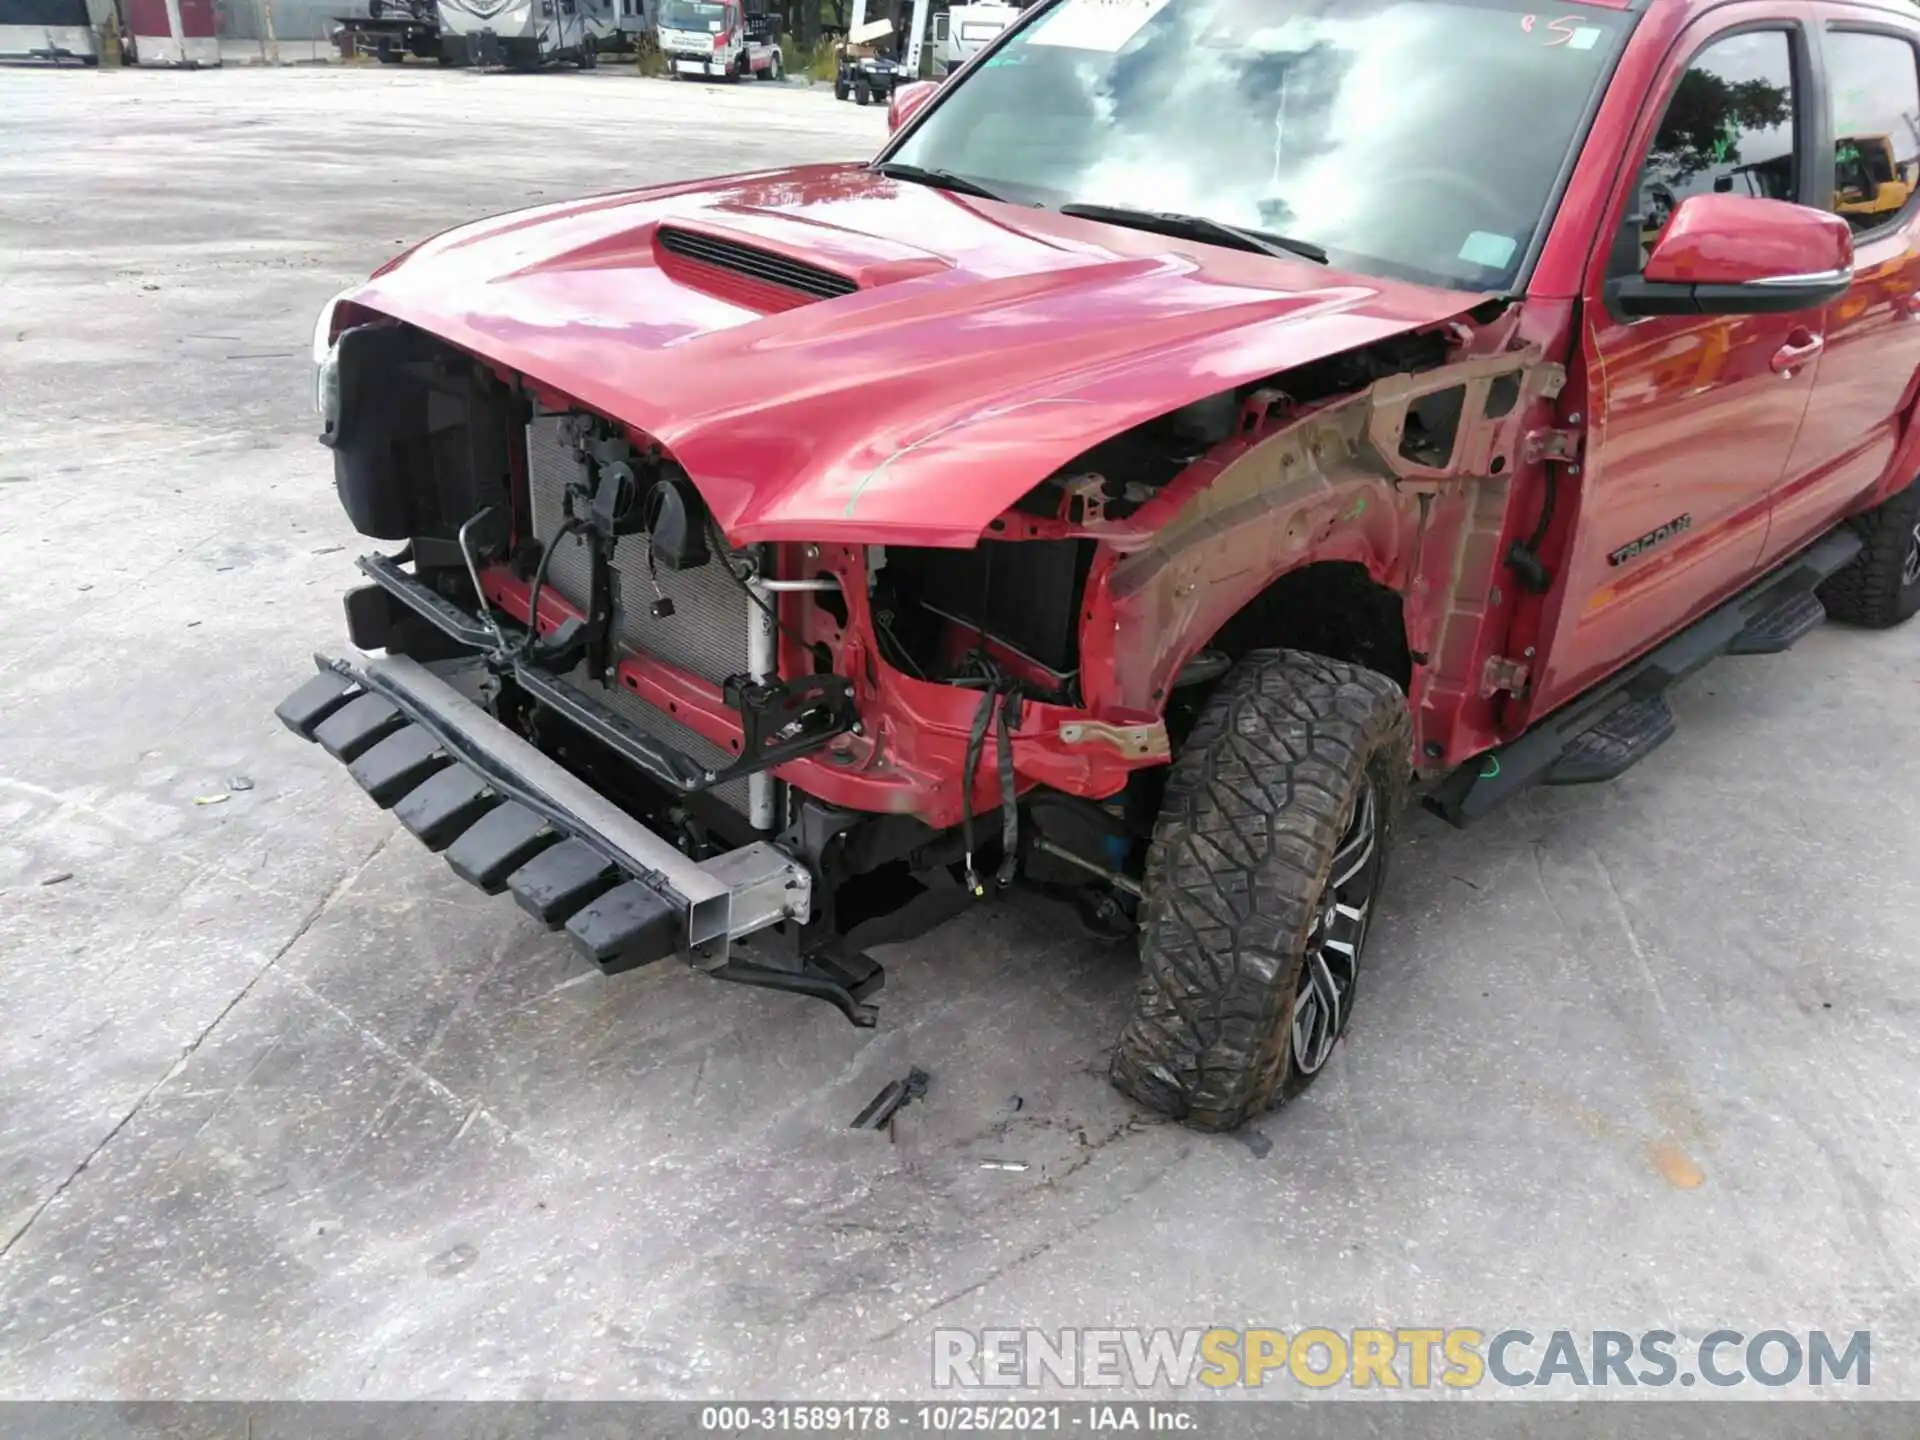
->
[352,551,859,797]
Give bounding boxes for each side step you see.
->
[1727,588,1826,655]
[1428,525,1861,825]
[1542,695,1675,786]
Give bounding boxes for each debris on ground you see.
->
[979,1159,1029,1172]
[192,793,230,807]
[39,872,74,887]
[849,1066,931,1131]
[226,775,254,792]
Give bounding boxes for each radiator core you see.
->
[525,413,753,816]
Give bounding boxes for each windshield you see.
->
[888,0,1629,290]
[662,0,729,29]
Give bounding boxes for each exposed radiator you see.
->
[525,413,754,816]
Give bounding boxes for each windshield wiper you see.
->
[1058,202,1328,265]
[870,161,1007,203]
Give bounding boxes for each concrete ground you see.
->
[2,65,1918,1404]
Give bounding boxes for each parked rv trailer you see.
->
[331,0,445,63]
[934,0,1018,73]
[437,0,618,68]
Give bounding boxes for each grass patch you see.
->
[633,35,667,76]
[794,35,837,82]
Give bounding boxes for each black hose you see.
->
[994,689,1019,889]
[961,681,996,897]
[1524,468,1558,554]
[524,516,583,654]
[705,518,810,650]
[1507,471,1558,594]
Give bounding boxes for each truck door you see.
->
[722,0,743,67]
[1768,18,1920,562]
[1539,15,1822,708]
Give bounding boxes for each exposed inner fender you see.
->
[1086,345,1563,713]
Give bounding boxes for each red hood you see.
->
[354,163,1487,547]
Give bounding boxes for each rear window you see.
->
[1825,29,1920,234]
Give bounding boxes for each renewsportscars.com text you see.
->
[931,1327,1871,1391]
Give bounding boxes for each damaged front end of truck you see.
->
[280,260,1563,1031]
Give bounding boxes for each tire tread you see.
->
[1818,479,1920,629]
[1111,649,1411,1132]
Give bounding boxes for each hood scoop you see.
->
[655,225,859,307]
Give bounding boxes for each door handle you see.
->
[1771,331,1824,376]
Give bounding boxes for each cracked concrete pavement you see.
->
[2,63,1919,1402]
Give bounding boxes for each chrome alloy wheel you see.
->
[1902,518,1920,588]
[1290,777,1381,1075]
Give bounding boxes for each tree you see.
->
[781,0,844,47]
[1647,70,1793,184]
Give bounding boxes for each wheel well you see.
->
[1208,562,1412,691]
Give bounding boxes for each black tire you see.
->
[834,73,849,100]
[376,37,402,62]
[1111,649,1411,1132]
[854,74,870,104]
[1818,476,1920,629]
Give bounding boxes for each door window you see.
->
[1631,30,1799,268]
[1824,30,1920,234]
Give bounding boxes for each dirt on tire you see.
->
[1819,476,1920,629]
[1111,648,1412,1132]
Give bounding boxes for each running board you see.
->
[1427,526,1861,825]
[1542,694,1675,786]
[1727,587,1827,655]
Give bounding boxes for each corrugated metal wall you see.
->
[78,0,380,44]
[78,0,657,52]
[215,0,358,42]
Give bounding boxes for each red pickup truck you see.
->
[283,0,1920,1132]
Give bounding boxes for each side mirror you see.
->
[888,78,940,134]
[1610,193,1853,318]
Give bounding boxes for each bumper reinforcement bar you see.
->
[275,651,813,977]
[353,551,858,796]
